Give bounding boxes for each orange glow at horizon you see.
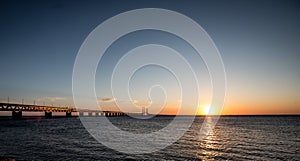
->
[95,96,300,115]
[155,102,300,115]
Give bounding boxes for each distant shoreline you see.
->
[0,114,299,119]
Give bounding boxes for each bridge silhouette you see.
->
[0,102,127,119]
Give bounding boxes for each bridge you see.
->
[0,103,126,119]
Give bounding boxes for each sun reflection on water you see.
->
[197,116,224,160]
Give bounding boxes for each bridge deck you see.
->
[0,103,125,113]
[0,103,75,112]
[0,103,130,119]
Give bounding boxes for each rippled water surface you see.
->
[0,116,299,160]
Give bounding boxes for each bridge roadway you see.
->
[0,103,126,119]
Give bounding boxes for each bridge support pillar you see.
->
[45,111,52,118]
[12,111,22,119]
[79,112,84,117]
[66,111,72,117]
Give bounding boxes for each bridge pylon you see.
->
[12,111,22,119]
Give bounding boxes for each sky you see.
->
[0,0,299,115]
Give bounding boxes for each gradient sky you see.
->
[0,0,299,115]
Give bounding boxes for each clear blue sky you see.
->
[0,0,299,114]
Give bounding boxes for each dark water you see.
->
[0,116,299,160]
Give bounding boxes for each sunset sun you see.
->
[198,104,211,115]
[204,105,211,115]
